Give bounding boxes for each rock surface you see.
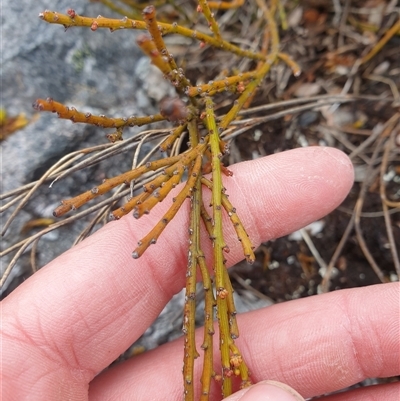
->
[1,0,168,285]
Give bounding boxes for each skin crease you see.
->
[1,147,399,400]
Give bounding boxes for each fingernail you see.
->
[234,380,305,401]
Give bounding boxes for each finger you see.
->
[88,283,399,400]
[224,381,305,401]
[2,147,353,392]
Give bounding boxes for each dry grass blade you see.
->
[354,134,388,283]
[361,17,400,65]
[320,211,356,293]
[379,117,400,276]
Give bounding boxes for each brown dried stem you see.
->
[1,187,132,287]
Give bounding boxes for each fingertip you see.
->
[227,146,354,247]
[320,146,354,187]
[226,380,305,401]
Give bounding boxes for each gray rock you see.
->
[2,0,148,113]
[1,0,167,290]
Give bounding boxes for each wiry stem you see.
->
[132,142,207,219]
[197,0,222,42]
[219,0,280,129]
[207,0,244,10]
[186,71,258,97]
[361,17,400,64]
[33,98,165,129]
[142,5,191,90]
[183,118,202,401]
[5,3,313,400]
[201,177,255,264]
[205,97,253,394]
[53,155,182,216]
[136,34,174,76]
[132,153,204,258]
[39,10,266,61]
[159,125,187,152]
[205,96,233,396]
[183,189,200,400]
[198,253,215,400]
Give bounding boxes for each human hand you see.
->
[2,147,398,401]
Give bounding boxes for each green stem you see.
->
[198,0,222,42]
[205,96,232,396]
[198,254,215,400]
[182,118,202,401]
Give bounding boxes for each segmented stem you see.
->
[54,156,181,216]
[142,5,191,90]
[31,3,302,399]
[159,125,187,152]
[39,10,266,61]
[186,71,257,97]
[137,34,173,76]
[183,118,202,401]
[207,0,244,10]
[205,96,233,396]
[198,0,222,42]
[198,253,215,400]
[201,177,255,263]
[183,189,200,400]
[219,0,280,130]
[132,153,203,258]
[33,98,164,128]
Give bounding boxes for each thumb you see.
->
[225,380,305,401]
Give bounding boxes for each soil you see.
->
[229,112,400,301]
[211,1,400,301]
